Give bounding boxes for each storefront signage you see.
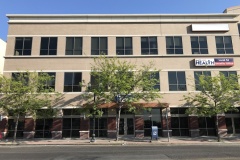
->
[195,58,234,67]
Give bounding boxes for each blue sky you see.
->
[0,0,239,41]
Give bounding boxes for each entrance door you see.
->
[118,116,134,136]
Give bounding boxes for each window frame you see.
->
[168,71,187,91]
[14,37,32,56]
[215,36,233,54]
[64,72,82,92]
[190,36,208,54]
[91,37,108,55]
[166,36,183,54]
[116,37,133,55]
[141,37,158,55]
[65,37,82,55]
[40,37,58,55]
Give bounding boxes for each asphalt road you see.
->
[0,145,239,160]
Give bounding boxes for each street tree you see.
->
[0,72,60,142]
[183,73,240,142]
[85,57,162,141]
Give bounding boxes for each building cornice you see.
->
[6,13,239,24]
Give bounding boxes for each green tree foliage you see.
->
[85,57,162,141]
[183,73,240,141]
[0,72,61,142]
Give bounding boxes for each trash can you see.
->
[151,126,158,140]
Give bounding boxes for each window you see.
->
[90,118,108,137]
[34,119,53,138]
[191,36,208,54]
[66,37,82,55]
[7,119,24,138]
[166,36,183,54]
[39,72,56,91]
[143,108,162,137]
[194,71,211,91]
[170,108,189,136]
[144,72,160,91]
[12,72,29,85]
[198,117,216,136]
[14,37,32,56]
[215,36,233,54]
[116,37,132,55]
[64,72,82,92]
[220,71,237,78]
[40,37,58,55]
[62,118,80,138]
[141,37,158,55]
[91,37,107,55]
[168,71,186,91]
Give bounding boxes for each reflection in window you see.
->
[116,37,132,55]
[66,37,82,55]
[91,37,108,55]
[141,37,158,55]
[90,118,107,137]
[40,37,57,55]
[198,117,216,136]
[7,119,24,138]
[191,36,208,54]
[14,37,32,56]
[143,108,162,137]
[168,71,186,91]
[166,36,183,54]
[34,119,53,138]
[64,72,82,92]
[215,36,233,54]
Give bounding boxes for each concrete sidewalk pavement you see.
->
[0,136,240,146]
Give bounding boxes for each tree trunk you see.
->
[13,114,20,142]
[215,115,221,142]
[116,104,122,141]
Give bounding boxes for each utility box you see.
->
[151,126,158,140]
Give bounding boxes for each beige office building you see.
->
[1,6,240,139]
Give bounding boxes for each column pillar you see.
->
[217,114,227,137]
[162,108,172,137]
[107,117,116,138]
[188,115,199,137]
[51,118,62,139]
[79,118,89,139]
[135,115,144,138]
[23,118,35,139]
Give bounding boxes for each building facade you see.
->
[0,39,6,75]
[1,6,240,139]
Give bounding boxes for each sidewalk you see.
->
[0,135,240,146]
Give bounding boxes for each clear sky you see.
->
[0,0,239,41]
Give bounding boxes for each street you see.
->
[0,145,239,160]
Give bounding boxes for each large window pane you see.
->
[141,37,158,55]
[40,37,57,55]
[166,36,183,54]
[14,37,32,56]
[215,36,233,54]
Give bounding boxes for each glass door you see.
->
[118,116,134,136]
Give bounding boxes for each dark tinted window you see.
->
[168,71,186,91]
[66,37,82,55]
[64,72,82,92]
[141,37,158,55]
[166,36,183,54]
[116,37,132,55]
[14,37,32,56]
[215,36,233,54]
[191,36,208,54]
[91,37,107,55]
[40,37,57,55]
